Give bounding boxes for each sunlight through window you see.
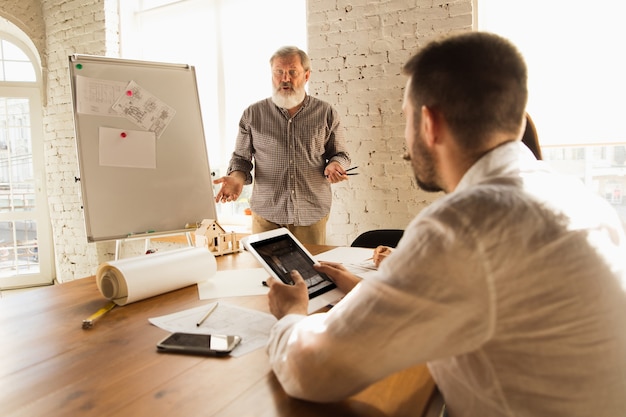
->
[0,39,36,82]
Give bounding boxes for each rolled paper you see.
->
[96,247,216,306]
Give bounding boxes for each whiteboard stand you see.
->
[114,230,193,260]
[69,54,218,243]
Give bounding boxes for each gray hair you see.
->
[270,46,311,72]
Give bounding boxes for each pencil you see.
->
[196,302,219,327]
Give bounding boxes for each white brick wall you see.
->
[310,0,473,246]
[1,0,472,281]
[41,0,115,281]
[0,0,46,68]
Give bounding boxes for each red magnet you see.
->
[126,90,133,96]
[120,132,127,138]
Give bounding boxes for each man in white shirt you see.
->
[265,31,626,416]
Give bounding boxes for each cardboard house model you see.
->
[194,219,243,256]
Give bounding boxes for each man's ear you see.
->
[421,105,438,146]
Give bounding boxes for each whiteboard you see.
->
[69,54,217,242]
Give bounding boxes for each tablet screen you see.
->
[248,233,337,298]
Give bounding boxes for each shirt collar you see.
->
[455,141,540,193]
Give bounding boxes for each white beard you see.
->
[271,85,306,110]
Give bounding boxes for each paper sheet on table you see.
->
[315,247,379,278]
[197,268,269,299]
[96,247,216,306]
[149,302,276,357]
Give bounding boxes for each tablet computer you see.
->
[241,228,344,313]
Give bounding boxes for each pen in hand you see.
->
[345,166,359,176]
[326,166,359,178]
[196,302,219,327]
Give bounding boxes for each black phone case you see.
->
[156,332,240,356]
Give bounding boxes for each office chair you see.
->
[350,229,404,249]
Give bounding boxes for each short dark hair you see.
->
[402,32,528,151]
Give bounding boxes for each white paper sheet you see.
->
[149,302,276,357]
[96,247,217,306]
[197,268,269,299]
[111,80,176,138]
[74,75,127,116]
[99,126,156,169]
[197,266,340,313]
[315,247,379,278]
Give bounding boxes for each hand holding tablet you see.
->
[241,228,344,313]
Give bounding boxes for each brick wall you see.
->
[40,0,120,282]
[0,0,45,66]
[309,0,473,246]
[0,0,472,282]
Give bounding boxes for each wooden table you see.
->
[0,245,435,417]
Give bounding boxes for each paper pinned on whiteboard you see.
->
[112,80,176,138]
[99,126,156,169]
[75,75,127,117]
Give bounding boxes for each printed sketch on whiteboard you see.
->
[112,80,176,138]
[75,75,127,116]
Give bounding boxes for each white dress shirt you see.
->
[267,141,626,416]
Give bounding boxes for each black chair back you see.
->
[350,229,404,249]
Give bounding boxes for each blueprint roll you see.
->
[96,246,217,306]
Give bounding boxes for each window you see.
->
[0,30,54,288]
[0,39,36,82]
[478,0,626,227]
[119,0,307,224]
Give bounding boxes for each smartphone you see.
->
[156,332,241,356]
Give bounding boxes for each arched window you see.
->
[0,38,36,82]
[0,25,54,289]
